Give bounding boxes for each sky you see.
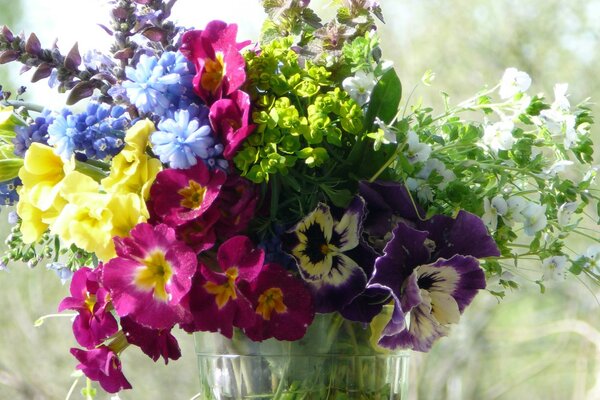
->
[7,0,270,105]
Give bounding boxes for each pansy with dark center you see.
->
[285,196,371,313]
[362,181,500,351]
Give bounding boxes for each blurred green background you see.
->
[1,0,599,399]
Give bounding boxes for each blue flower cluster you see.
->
[0,177,21,206]
[121,51,195,118]
[151,103,227,170]
[13,109,53,157]
[47,102,129,161]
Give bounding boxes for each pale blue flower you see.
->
[151,108,215,169]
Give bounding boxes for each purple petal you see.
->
[419,210,500,259]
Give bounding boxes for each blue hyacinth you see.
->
[12,109,53,157]
[47,102,129,161]
[122,51,195,117]
[151,103,226,169]
[0,177,21,206]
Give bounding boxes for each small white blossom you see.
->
[551,83,570,112]
[483,196,508,231]
[406,178,434,203]
[374,117,397,143]
[342,70,376,106]
[542,160,574,177]
[482,120,516,153]
[499,68,532,99]
[541,255,568,281]
[418,159,455,189]
[503,196,527,226]
[557,201,579,227]
[584,245,600,272]
[406,130,431,163]
[521,203,547,236]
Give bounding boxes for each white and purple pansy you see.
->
[285,196,373,313]
[361,180,499,351]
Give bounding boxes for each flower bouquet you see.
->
[1,0,599,399]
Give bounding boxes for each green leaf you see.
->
[0,144,15,159]
[365,68,402,129]
[0,158,23,181]
[321,185,353,208]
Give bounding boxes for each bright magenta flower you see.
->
[71,346,131,393]
[181,235,264,337]
[58,266,118,349]
[209,90,255,159]
[243,263,315,342]
[121,317,181,364]
[148,160,226,227]
[175,206,220,253]
[180,21,250,104]
[102,223,197,329]
[213,174,259,239]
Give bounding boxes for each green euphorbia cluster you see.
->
[235,37,365,183]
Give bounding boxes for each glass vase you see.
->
[194,313,410,399]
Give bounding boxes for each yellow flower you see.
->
[123,119,155,153]
[107,192,148,239]
[0,105,21,131]
[52,171,116,261]
[16,143,73,242]
[101,119,161,217]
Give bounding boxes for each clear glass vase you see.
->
[194,313,410,399]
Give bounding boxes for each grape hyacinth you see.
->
[120,51,195,117]
[47,102,129,161]
[0,177,21,206]
[12,109,53,157]
[151,103,226,170]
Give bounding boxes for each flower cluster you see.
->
[0,0,598,396]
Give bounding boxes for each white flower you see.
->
[521,203,547,236]
[483,196,508,231]
[406,130,431,163]
[557,201,579,227]
[503,196,527,226]
[418,159,455,189]
[538,108,564,136]
[542,255,568,281]
[542,160,574,177]
[552,83,570,112]
[499,68,532,99]
[342,70,376,106]
[562,114,578,148]
[373,117,397,145]
[584,245,600,272]
[482,120,516,153]
[406,178,433,203]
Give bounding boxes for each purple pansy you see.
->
[285,196,374,313]
[361,181,500,351]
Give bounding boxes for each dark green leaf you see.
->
[365,68,402,129]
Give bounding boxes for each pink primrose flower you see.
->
[213,174,259,239]
[180,21,250,104]
[121,316,181,364]
[209,90,255,159]
[71,346,131,393]
[149,161,226,227]
[102,223,197,330]
[180,235,264,337]
[58,266,118,349]
[242,263,315,342]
